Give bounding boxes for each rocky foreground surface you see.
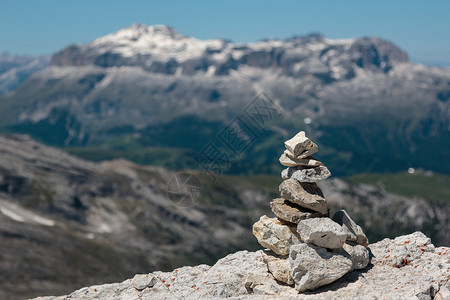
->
[33,232,449,300]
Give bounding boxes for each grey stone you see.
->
[284,131,318,157]
[270,198,325,224]
[262,250,294,285]
[131,274,157,290]
[252,215,302,255]
[332,209,369,247]
[279,153,322,168]
[279,179,328,215]
[297,217,347,249]
[252,283,280,295]
[282,165,331,182]
[342,243,369,270]
[289,243,353,292]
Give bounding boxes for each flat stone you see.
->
[342,242,369,270]
[270,198,325,224]
[279,179,328,215]
[252,215,302,255]
[289,243,353,292]
[284,131,318,157]
[262,250,294,285]
[131,274,157,290]
[332,210,369,247]
[284,147,318,159]
[297,217,347,249]
[281,165,331,182]
[279,153,322,167]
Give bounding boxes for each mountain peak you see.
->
[92,23,185,47]
[122,23,182,39]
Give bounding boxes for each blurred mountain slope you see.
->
[0,53,50,93]
[0,135,448,299]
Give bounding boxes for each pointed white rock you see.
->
[284,131,318,157]
[332,210,369,247]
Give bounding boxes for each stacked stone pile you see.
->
[252,131,370,292]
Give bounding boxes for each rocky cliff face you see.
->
[50,24,408,77]
[31,232,450,300]
[0,135,449,299]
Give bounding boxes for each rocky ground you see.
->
[32,232,450,300]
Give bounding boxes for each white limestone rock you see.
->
[369,231,436,268]
[342,243,369,270]
[279,178,328,215]
[332,209,369,247]
[31,232,450,300]
[252,282,281,295]
[284,147,318,159]
[252,215,302,255]
[131,274,157,290]
[244,273,264,289]
[434,281,450,300]
[284,131,318,157]
[289,243,353,292]
[279,153,322,168]
[281,165,331,182]
[297,217,347,249]
[262,250,294,285]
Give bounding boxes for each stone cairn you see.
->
[252,131,370,292]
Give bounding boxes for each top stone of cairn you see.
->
[284,131,318,157]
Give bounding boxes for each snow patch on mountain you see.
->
[0,198,55,226]
[91,24,228,62]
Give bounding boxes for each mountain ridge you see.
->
[0,24,449,176]
[50,24,408,78]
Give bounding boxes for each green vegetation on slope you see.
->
[345,171,450,203]
[65,146,197,170]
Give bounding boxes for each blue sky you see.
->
[1,0,449,65]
